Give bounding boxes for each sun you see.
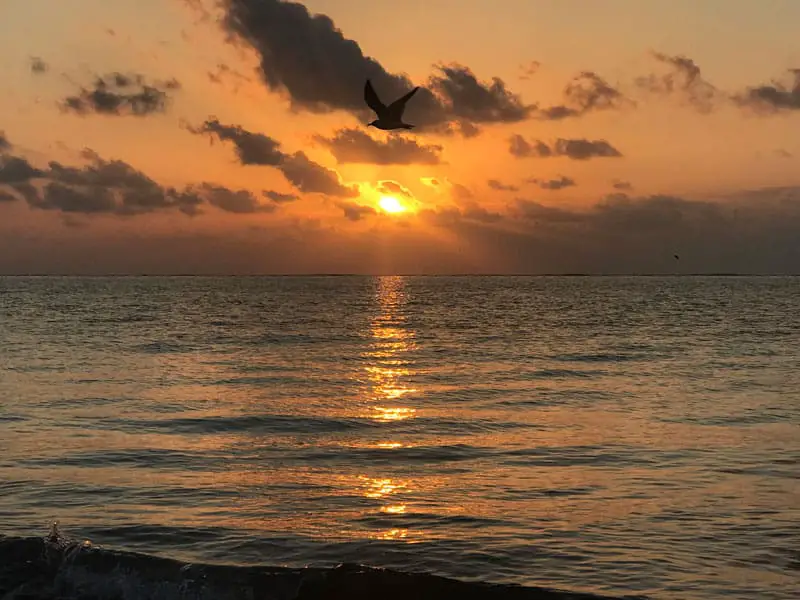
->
[378,195,407,214]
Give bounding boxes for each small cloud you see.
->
[775,149,793,159]
[336,201,376,221]
[30,57,48,74]
[377,180,413,198]
[0,154,45,184]
[420,177,442,188]
[263,190,299,203]
[508,134,552,158]
[635,52,718,113]
[539,71,631,120]
[488,179,518,192]
[519,60,541,80]
[734,69,800,113]
[510,136,622,160]
[280,151,359,198]
[201,183,274,213]
[189,118,284,165]
[612,179,633,191]
[61,72,181,117]
[314,128,442,165]
[0,131,11,152]
[529,175,576,190]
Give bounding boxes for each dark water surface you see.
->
[1,276,798,599]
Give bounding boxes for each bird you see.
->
[364,79,419,130]
[674,254,680,260]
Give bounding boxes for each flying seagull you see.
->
[364,79,419,130]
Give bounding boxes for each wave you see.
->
[0,525,643,600]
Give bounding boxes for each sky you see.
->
[1,0,799,274]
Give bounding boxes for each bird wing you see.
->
[386,86,420,120]
[364,80,386,115]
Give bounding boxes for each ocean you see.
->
[0,275,797,600]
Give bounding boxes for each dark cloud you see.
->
[529,176,576,190]
[635,52,718,113]
[612,179,634,191]
[420,188,800,274]
[189,118,284,165]
[510,136,622,160]
[508,135,552,158]
[219,0,532,133]
[0,131,10,152]
[539,71,630,120]
[734,69,800,113]
[0,146,276,218]
[487,179,519,192]
[0,154,45,184]
[263,190,299,203]
[30,57,48,74]
[280,151,358,197]
[377,180,413,198]
[61,73,181,117]
[429,63,534,125]
[337,201,376,221]
[189,118,358,197]
[35,182,116,213]
[314,128,442,165]
[0,189,17,203]
[200,184,274,213]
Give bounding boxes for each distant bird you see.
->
[674,254,680,260]
[364,79,419,130]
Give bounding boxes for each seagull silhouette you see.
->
[364,79,419,130]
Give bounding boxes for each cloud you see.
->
[509,136,622,160]
[189,118,284,165]
[529,176,576,190]
[30,57,48,74]
[429,63,534,125]
[35,182,117,213]
[775,149,793,159]
[487,179,519,192]
[219,0,532,133]
[313,128,442,165]
[539,71,630,120]
[635,52,718,113]
[336,201,376,221]
[0,154,45,184]
[280,151,358,197]
[519,61,541,80]
[421,188,800,273]
[189,118,358,197]
[0,189,17,203]
[612,179,634,191]
[420,176,473,200]
[734,69,800,113]
[509,135,552,158]
[263,190,299,203]
[377,180,413,198]
[0,131,12,152]
[61,73,181,116]
[201,183,274,213]
[0,146,284,218]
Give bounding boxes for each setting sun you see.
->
[378,195,406,214]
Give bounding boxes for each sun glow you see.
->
[378,195,406,214]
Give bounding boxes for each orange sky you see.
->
[1,0,799,274]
